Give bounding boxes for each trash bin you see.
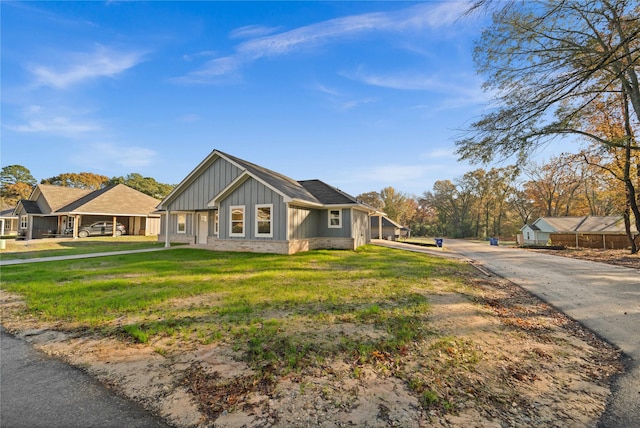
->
[489,238,499,246]
[435,238,443,248]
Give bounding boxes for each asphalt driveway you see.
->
[439,239,640,427]
[1,326,170,428]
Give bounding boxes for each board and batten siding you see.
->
[218,178,286,240]
[161,212,194,235]
[288,205,319,240]
[351,209,370,247]
[166,157,242,211]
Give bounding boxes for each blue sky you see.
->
[2,1,494,197]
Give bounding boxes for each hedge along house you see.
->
[157,150,377,254]
[14,184,161,240]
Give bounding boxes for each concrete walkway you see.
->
[0,247,171,266]
[376,239,639,427]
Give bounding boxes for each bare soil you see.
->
[528,247,639,270]
[1,268,623,427]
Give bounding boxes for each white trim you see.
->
[230,205,245,237]
[328,209,342,228]
[255,204,273,238]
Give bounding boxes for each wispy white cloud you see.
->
[29,44,145,89]
[72,142,157,169]
[4,104,101,137]
[340,97,377,111]
[229,25,280,40]
[177,2,470,83]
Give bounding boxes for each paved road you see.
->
[1,327,170,428]
[440,239,640,427]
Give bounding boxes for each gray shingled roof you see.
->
[19,200,42,214]
[220,151,322,204]
[298,180,360,205]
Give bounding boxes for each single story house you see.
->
[370,215,410,240]
[0,208,19,236]
[157,150,377,254]
[15,184,161,240]
[519,216,639,249]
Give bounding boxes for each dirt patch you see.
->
[0,270,623,427]
[528,247,639,269]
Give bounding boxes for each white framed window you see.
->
[177,214,186,234]
[230,205,245,237]
[328,209,342,228]
[213,210,219,235]
[20,215,28,229]
[255,204,273,237]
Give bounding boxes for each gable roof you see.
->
[534,216,635,233]
[221,151,322,205]
[17,200,42,214]
[56,184,161,216]
[370,216,404,229]
[36,185,93,213]
[161,149,372,211]
[0,208,18,218]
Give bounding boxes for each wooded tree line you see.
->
[357,149,636,240]
[0,165,175,209]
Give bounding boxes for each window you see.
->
[328,209,342,228]
[20,215,28,229]
[177,214,186,234]
[213,210,219,235]
[230,206,245,237]
[255,204,273,237]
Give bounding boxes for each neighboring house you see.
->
[0,209,19,236]
[370,215,410,240]
[520,216,639,249]
[14,184,161,240]
[157,150,377,254]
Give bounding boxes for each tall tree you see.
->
[41,172,109,190]
[108,173,174,199]
[0,165,36,208]
[458,0,640,252]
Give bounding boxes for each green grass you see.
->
[1,245,471,380]
[0,236,166,260]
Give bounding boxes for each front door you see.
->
[198,213,208,244]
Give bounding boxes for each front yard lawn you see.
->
[0,245,621,427]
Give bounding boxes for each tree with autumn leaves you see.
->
[457,0,640,252]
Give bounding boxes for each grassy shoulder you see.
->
[0,236,164,260]
[0,245,622,426]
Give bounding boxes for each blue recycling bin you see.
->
[489,237,499,246]
[435,238,443,248]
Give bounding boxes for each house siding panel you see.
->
[288,206,318,240]
[352,209,370,248]
[167,157,242,211]
[218,179,286,240]
[317,208,351,238]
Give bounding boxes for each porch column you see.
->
[112,216,117,237]
[0,219,4,236]
[165,210,170,248]
[378,215,383,240]
[73,215,80,239]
